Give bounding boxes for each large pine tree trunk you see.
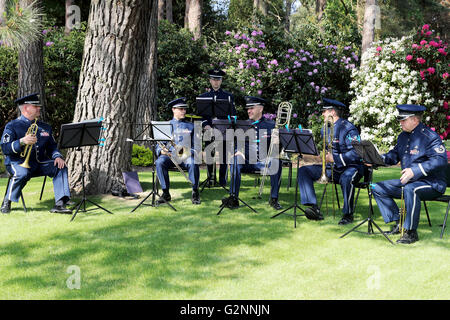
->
[18,0,46,120]
[66,0,155,195]
[361,0,378,58]
[135,0,158,144]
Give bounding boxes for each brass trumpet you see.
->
[317,115,336,217]
[317,115,334,184]
[20,118,39,169]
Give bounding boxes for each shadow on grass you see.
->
[0,179,295,299]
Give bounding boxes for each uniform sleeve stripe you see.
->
[11,140,19,153]
[418,163,427,176]
[339,153,346,166]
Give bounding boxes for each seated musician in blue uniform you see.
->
[155,98,201,205]
[223,96,283,210]
[372,104,448,244]
[1,93,72,214]
[199,68,236,187]
[297,98,363,224]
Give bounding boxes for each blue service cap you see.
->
[208,68,225,79]
[396,104,426,121]
[321,98,347,111]
[168,97,188,109]
[14,93,42,106]
[245,96,266,108]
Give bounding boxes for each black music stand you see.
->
[197,97,232,190]
[129,121,176,212]
[59,119,114,222]
[214,118,257,215]
[271,128,318,228]
[340,140,394,244]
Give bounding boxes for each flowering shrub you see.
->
[349,29,448,150]
[404,24,449,140]
[209,27,359,126]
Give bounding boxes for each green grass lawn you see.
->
[0,166,448,300]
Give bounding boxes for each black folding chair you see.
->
[422,163,450,239]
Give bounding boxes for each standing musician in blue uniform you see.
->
[199,68,236,187]
[223,96,283,210]
[1,93,72,214]
[155,98,201,205]
[372,104,448,244]
[297,98,363,224]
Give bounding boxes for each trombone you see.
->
[157,140,194,186]
[20,118,39,169]
[317,115,336,217]
[258,101,292,198]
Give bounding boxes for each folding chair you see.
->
[422,163,450,239]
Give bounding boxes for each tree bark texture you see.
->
[361,0,377,58]
[0,0,6,25]
[165,0,173,23]
[18,0,46,120]
[315,0,327,22]
[135,0,158,144]
[65,0,76,35]
[66,0,155,195]
[285,0,291,32]
[185,0,202,40]
[158,0,164,21]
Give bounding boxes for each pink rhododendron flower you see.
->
[422,24,430,30]
[427,67,435,74]
[416,57,426,64]
[376,46,382,52]
[406,55,413,61]
[443,72,449,79]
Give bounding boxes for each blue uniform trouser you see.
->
[229,158,282,199]
[155,155,199,190]
[372,179,443,230]
[297,165,362,215]
[6,160,71,204]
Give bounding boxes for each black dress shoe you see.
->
[156,192,171,205]
[222,196,239,209]
[396,229,419,244]
[304,205,324,220]
[269,198,283,210]
[50,205,72,214]
[338,214,354,225]
[1,198,11,214]
[386,223,401,235]
[191,189,201,205]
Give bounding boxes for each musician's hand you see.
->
[54,157,66,169]
[364,162,373,167]
[325,152,334,163]
[400,168,414,185]
[21,134,37,145]
[161,149,171,156]
[234,151,245,161]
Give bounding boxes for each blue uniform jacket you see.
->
[322,118,362,171]
[1,116,62,166]
[155,118,195,158]
[383,122,448,193]
[199,88,236,128]
[246,117,276,162]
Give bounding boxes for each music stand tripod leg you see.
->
[271,157,305,228]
